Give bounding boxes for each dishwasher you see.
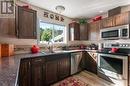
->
[71,52,82,75]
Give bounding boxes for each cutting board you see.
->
[1,44,14,57]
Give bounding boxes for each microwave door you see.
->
[101,30,119,39]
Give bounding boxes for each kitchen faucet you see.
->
[47,40,53,53]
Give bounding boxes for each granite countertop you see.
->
[0,53,46,86]
[0,49,98,86]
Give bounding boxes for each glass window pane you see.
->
[53,25,65,42]
[40,22,53,42]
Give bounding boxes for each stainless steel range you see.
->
[98,43,129,86]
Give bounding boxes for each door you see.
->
[19,59,31,86]
[31,58,45,86]
[115,12,129,26]
[17,6,37,39]
[80,24,88,40]
[69,22,80,41]
[57,55,70,80]
[85,52,97,74]
[45,60,58,85]
[101,16,115,28]
[88,21,100,41]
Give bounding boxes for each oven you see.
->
[98,53,128,80]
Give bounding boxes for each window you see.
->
[40,21,66,43]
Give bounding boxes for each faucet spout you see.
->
[47,41,53,53]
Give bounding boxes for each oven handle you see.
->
[98,54,128,60]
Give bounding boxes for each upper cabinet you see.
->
[101,12,130,29]
[101,16,115,28]
[16,6,37,39]
[69,22,80,41]
[88,21,100,41]
[115,12,130,26]
[80,24,88,40]
[0,18,15,36]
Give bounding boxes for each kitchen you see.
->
[0,0,130,86]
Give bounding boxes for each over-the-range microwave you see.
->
[100,24,129,40]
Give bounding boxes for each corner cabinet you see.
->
[85,52,97,74]
[16,6,37,39]
[69,22,80,41]
[87,21,100,41]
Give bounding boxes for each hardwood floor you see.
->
[52,71,127,86]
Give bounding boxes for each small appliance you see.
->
[100,24,129,40]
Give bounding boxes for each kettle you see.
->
[31,45,40,53]
[111,48,119,53]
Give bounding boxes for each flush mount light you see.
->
[99,10,103,13]
[55,5,65,13]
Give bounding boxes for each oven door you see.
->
[98,54,128,80]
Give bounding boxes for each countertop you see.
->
[0,49,97,86]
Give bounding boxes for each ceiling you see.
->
[21,0,130,18]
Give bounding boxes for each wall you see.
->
[0,0,73,46]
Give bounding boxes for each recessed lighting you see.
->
[99,11,103,13]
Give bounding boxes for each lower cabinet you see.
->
[31,57,46,86]
[19,59,31,86]
[18,53,71,86]
[84,52,97,74]
[57,55,70,80]
[45,60,58,85]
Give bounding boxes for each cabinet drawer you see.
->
[31,57,45,64]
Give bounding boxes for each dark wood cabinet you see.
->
[57,55,70,80]
[19,53,71,86]
[101,16,115,28]
[31,57,46,86]
[19,59,31,86]
[0,18,15,36]
[115,12,130,26]
[88,21,100,41]
[16,6,37,39]
[80,24,88,40]
[101,12,130,29]
[85,52,97,74]
[45,60,58,85]
[69,22,80,41]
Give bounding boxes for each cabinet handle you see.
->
[34,59,42,62]
[34,32,36,35]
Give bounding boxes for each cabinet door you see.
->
[45,60,58,85]
[19,59,31,86]
[85,52,97,74]
[17,6,37,39]
[101,16,115,28]
[80,24,88,40]
[88,21,100,41]
[31,58,45,86]
[69,22,80,41]
[57,56,70,80]
[0,18,15,36]
[115,12,130,26]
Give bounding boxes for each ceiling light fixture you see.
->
[55,5,65,13]
[99,10,103,13]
